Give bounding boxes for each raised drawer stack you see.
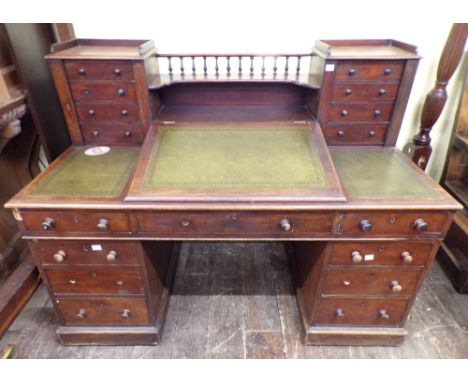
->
[312,40,420,146]
[46,39,158,146]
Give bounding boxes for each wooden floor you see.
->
[1,242,467,358]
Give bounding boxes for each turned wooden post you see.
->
[410,23,468,170]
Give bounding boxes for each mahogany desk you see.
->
[5,39,461,346]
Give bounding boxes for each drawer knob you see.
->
[351,251,363,263]
[384,68,392,76]
[337,130,345,137]
[379,88,387,96]
[121,309,131,319]
[400,251,414,263]
[106,250,117,262]
[344,88,352,95]
[368,130,376,137]
[124,131,132,137]
[117,88,126,96]
[68,279,77,285]
[78,68,86,76]
[93,130,100,137]
[121,109,128,116]
[113,68,122,75]
[390,280,402,293]
[378,309,390,320]
[414,218,428,232]
[348,68,356,76]
[84,90,90,96]
[359,219,372,232]
[335,308,345,319]
[279,218,292,232]
[53,250,67,263]
[76,309,86,319]
[88,109,95,116]
[342,280,352,286]
[96,218,109,231]
[116,280,124,286]
[374,110,381,117]
[340,109,348,117]
[41,218,55,231]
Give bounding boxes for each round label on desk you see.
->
[84,146,110,156]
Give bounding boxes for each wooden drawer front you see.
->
[56,297,149,326]
[31,240,142,266]
[76,103,139,124]
[135,211,334,238]
[332,83,399,102]
[314,298,408,326]
[82,124,144,145]
[335,61,404,81]
[46,268,144,295]
[322,268,421,296]
[327,242,435,267]
[70,82,137,102]
[329,102,393,122]
[65,61,134,81]
[338,212,451,237]
[21,211,131,234]
[325,124,387,145]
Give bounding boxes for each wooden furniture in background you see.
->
[5,39,461,347]
[438,56,468,293]
[408,23,468,170]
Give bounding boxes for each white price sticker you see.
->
[91,244,102,251]
[325,64,335,72]
[364,254,375,261]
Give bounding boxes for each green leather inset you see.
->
[30,148,138,198]
[331,149,440,200]
[143,126,327,191]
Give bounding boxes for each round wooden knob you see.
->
[68,279,77,285]
[337,130,345,137]
[342,280,352,286]
[279,219,292,232]
[41,218,55,231]
[348,68,356,76]
[344,88,352,95]
[116,280,124,286]
[96,218,109,231]
[351,251,363,263]
[88,109,95,116]
[368,130,376,137]
[359,219,372,232]
[121,109,128,116]
[378,309,390,320]
[93,130,100,137]
[414,218,428,232]
[53,250,66,263]
[121,309,131,319]
[117,88,126,96]
[113,68,121,75]
[84,90,90,96]
[340,110,348,117]
[400,251,414,263]
[374,110,381,117]
[78,68,86,75]
[335,308,345,319]
[390,280,402,293]
[379,88,387,96]
[384,68,392,76]
[124,131,132,137]
[76,309,86,319]
[106,250,117,262]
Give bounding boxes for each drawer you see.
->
[55,297,149,326]
[327,241,435,267]
[65,61,134,81]
[30,240,142,266]
[332,83,399,102]
[314,297,409,326]
[70,82,137,102]
[325,124,387,145]
[135,211,335,238]
[45,268,144,295]
[21,211,131,235]
[76,103,140,124]
[322,267,421,296]
[337,211,452,237]
[335,61,404,81]
[82,124,144,145]
[329,102,394,122]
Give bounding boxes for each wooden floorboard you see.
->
[1,242,467,359]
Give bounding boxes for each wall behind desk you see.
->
[71,0,467,181]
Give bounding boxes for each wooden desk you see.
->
[5,39,461,346]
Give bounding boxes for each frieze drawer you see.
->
[65,61,134,81]
[335,61,405,81]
